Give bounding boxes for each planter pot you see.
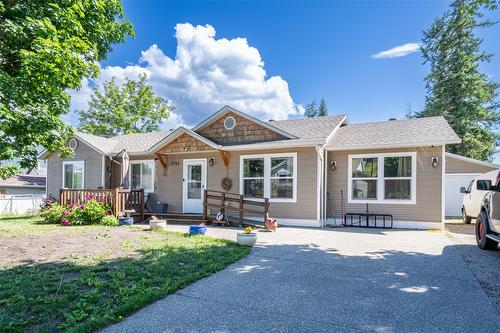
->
[118,217,134,225]
[189,225,207,235]
[237,233,257,246]
[150,219,167,231]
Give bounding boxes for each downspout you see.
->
[315,145,325,227]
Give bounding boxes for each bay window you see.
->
[130,160,155,193]
[348,153,416,204]
[63,161,84,189]
[240,153,297,202]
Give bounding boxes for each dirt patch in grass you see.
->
[0,216,251,332]
[0,225,150,267]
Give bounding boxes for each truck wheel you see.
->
[476,211,498,250]
[462,207,471,224]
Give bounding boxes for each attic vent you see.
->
[224,116,236,130]
[68,138,78,149]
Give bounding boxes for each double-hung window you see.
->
[348,153,416,204]
[130,160,155,193]
[240,153,297,202]
[63,161,85,189]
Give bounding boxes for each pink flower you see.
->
[62,210,68,216]
[80,204,84,209]
[60,219,70,226]
[104,211,110,216]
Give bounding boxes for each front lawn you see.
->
[0,216,250,332]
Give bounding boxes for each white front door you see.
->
[183,159,207,213]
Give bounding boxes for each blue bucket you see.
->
[119,217,134,225]
[189,225,207,235]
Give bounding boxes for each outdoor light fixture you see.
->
[431,157,439,168]
[329,160,337,171]
[209,157,216,166]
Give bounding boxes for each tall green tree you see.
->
[417,0,499,160]
[304,99,318,117]
[318,98,328,116]
[0,0,134,179]
[78,74,173,137]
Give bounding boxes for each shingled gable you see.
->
[151,127,222,154]
[191,105,297,145]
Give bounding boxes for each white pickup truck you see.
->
[461,170,500,250]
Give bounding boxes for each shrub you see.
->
[39,203,66,224]
[39,198,114,226]
[101,215,118,226]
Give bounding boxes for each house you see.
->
[0,174,46,196]
[41,105,467,229]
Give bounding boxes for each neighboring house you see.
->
[0,174,46,196]
[41,105,464,228]
[444,153,499,217]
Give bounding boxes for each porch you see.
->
[59,188,270,227]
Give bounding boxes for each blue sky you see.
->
[69,0,500,160]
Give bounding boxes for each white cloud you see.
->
[68,23,300,128]
[371,42,421,59]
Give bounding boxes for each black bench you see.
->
[344,212,393,229]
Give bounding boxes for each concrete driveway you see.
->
[103,226,500,333]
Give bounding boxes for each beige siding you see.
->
[46,141,104,199]
[154,147,318,220]
[446,156,497,174]
[327,146,443,223]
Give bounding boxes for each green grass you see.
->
[0,217,251,332]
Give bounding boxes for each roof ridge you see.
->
[343,116,444,127]
[269,114,346,123]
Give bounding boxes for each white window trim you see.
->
[239,152,297,203]
[62,161,85,189]
[347,152,417,205]
[129,160,155,193]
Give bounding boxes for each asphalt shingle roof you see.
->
[76,131,170,154]
[269,115,346,140]
[0,174,46,187]
[326,116,461,149]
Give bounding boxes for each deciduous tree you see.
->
[78,74,172,137]
[0,0,134,178]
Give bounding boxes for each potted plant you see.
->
[237,227,257,246]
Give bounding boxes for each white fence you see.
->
[0,194,45,215]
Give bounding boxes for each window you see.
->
[240,153,297,202]
[63,161,84,189]
[476,180,492,191]
[130,160,155,193]
[224,116,236,130]
[351,157,378,200]
[348,153,416,204]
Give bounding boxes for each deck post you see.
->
[140,189,145,222]
[239,194,244,225]
[202,189,208,221]
[113,188,120,217]
[264,198,269,224]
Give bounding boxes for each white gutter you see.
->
[326,140,462,151]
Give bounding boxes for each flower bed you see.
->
[40,194,118,226]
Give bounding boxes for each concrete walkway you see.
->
[103,226,500,333]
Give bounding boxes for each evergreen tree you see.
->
[304,99,318,117]
[417,0,499,160]
[318,98,328,116]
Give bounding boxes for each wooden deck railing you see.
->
[202,189,269,226]
[59,188,144,221]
